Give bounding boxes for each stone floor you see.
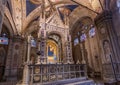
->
[95,82,104,85]
[94,78,104,85]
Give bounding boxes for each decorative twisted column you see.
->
[37,23,47,64]
[65,35,74,64]
[36,0,47,64]
[36,37,41,64]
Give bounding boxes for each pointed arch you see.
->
[4,6,18,36]
[69,6,96,29]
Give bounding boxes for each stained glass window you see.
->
[0,37,8,45]
[89,27,95,37]
[31,39,36,47]
[74,38,79,46]
[117,0,120,13]
[80,33,86,42]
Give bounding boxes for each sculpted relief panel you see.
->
[46,23,68,35]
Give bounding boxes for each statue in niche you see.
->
[103,40,111,63]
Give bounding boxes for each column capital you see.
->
[12,35,25,42]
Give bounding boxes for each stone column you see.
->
[95,11,119,82]
[21,63,29,85]
[22,35,31,85]
[86,33,93,68]
[36,38,41,64]
[80,42,86,64]
[27,35,31,63]
[62,38,66,63]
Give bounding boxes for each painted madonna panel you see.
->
[47,40,58,64]
[48,45,54,56]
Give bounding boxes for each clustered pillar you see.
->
[22,35,32,85]
[95,11,120,82]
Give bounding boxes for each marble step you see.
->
[64,80,94,85]
[43,77,87,85]
[32,77,94,85]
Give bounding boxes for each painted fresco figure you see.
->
[103,40,111,63]
[60,7,71,25]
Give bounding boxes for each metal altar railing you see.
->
[28,64,87,84]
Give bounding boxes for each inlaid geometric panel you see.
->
[50,74,56,81]
[58,74,63,80]
[49,66,56,73]
[70,65,75,71]
[33,75,41,83]
[41,66,48,74]
[70,72,76,78]
[64,65,69,72]
[81,72,85,77]
[57,65,63,73]
[42,75,49,82]
[34,66,40,74]
[80,65,84,71]
[76,72,81,78]
[64,73,69,79]
[75,65,80,71]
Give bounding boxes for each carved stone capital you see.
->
[12,35,25,42]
